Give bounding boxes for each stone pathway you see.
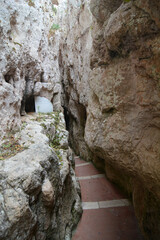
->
[72,157,144,240]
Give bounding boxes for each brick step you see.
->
[72,156,144,240]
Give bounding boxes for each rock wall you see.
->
[60,0,160,239]
[0,0,62,138]
[1,0,160,238]
[59,0,93,160]
[0,1,84,239]
[0,113,82,240]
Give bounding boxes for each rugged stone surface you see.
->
[87,1,160,239]
[60,0,160,239]
[1,0,160,239]
[0,113,82,240]
[0,0,61,137]
[59,0,93,160]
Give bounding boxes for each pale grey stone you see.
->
[42,179,55,207]
[0,114,82,240]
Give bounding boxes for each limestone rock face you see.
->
[84,1,160,239]
[60,0,160,239]
[1,0,160,239]
[59,0,93,160]
[0,113,82,240]
[42,179,55,207]
[0,0,61,137]
[90,0,122,23]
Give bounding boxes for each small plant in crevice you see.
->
[123,0,131,2]
[51,23,60,31]
[13,42,22,47]
[52,5,57,15]
[39,112,65,165]
[21,121,27,130]
[31,113,47,122]
[35,111,67,168]
[40,123,47,130]
[48,132,64,163]
[48,23,60,38]
[12,47,16,52]
[54,149,63,162]
[0,133,28,160]
[53,111,60,128]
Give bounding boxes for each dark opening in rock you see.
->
[64,106,70,131]
[108,49,119,58]
[102,107,116,114]
[25,95,35,113]
[78,104,87,129]
[20,76,35,115]
[4,73,14,85]
[40,72,44,82]
[4,75,11,83]
[4,69,16,85]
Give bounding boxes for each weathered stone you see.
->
[0,0,61,137]
[59,0,160,239]
[42,179,55,207]
[59,0,93,160]
[133,0,160,28]
[1,0,160,239]
[0,113,82,240]
[90,0,122,23]
[34,82,54,101]
[85,1,160,239]
[54,83,61,94]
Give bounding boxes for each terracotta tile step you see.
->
[75,157,87,165]
[75,163,101,177]
[79,177,125,202]
[73,156,143,240]
[72,207,144,240]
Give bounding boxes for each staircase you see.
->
[72,157,144,240]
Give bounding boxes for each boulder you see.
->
[0,113,82,240]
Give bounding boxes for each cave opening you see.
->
[25,95,35,113]
[4,75,13,84]
[20,76,35,115]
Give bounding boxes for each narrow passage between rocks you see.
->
[72,157,144,240]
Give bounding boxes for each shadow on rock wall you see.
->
[84,0,160,239]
